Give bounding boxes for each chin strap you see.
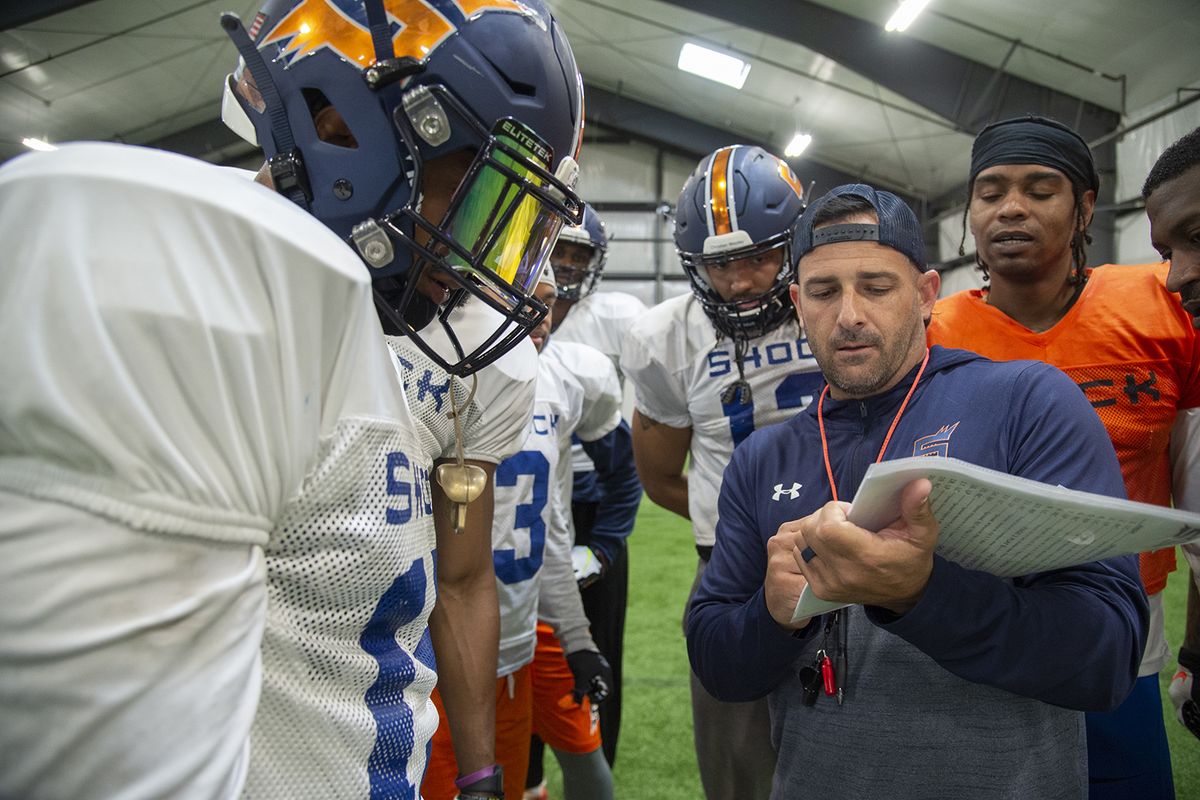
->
[220,13,309,208]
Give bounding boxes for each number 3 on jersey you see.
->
[722,371,825,447]
[493,450,550,583]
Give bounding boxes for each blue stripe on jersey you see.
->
[721,371,826,447]
[361,558,428,800]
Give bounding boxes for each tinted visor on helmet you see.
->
[380,88,583,376]
[441,118,569,303]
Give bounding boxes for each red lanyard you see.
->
[816,349,930,502]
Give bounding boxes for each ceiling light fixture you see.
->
[784,133,812,158]
[21,137,57,152]
[677,43,751,90]
[885,0,933,32]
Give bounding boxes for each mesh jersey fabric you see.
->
[928,263,1200,596]
[0,143,437,799]
[620,293,824,546]
[537,340,622,653]
[552,290,645,471]
[245,416,438,800]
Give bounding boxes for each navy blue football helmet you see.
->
[220,0,584,375]
[674,145,805,341]
[551,202,607,301]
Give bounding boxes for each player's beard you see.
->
[811,317,924,399]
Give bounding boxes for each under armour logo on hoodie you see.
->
[772,482,802,501]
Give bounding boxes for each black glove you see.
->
[566,648,613,706]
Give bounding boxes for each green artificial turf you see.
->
[1159,563,1199,797]
[544,501,1199,798]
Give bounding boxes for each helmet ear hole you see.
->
[303,88,358,149]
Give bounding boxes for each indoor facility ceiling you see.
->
[1,0,1197,206]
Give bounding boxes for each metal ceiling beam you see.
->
[1,0,105,31]
[584,83,941,260]
[654,0,1120,141]
[584,83,917,205]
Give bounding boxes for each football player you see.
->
[0,1,584,798]
[930,116,1199,799]
[620,144,822,800]
[1143,126,1200,742]
[421,267,616,800]
[530,204,644,777]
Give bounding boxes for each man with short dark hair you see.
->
[930,115,1199,798]
[687,183,1147,800]
[1143,125,1200,742]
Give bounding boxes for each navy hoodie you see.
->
[686,346,1147,799]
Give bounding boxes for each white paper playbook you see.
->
[791,457,1200,622]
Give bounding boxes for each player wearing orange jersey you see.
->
[929,115,1198,800]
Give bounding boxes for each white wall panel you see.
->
[571,133,703,303]
[1115,81,1200,265]
[578,140,661,201]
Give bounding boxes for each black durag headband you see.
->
[970,115,1099,193]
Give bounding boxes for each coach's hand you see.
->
[764,518,825,630]
[796,478,938,615]
[566,649,613,705]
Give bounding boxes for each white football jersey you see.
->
[553,290,647,373]
[621,293,823,546]
[554,290,645,471]
[0,144,437,800]
[492,340,621,674]
[387,299,539,467]
[537,341,623,642]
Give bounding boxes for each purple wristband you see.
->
[454,764,500,790]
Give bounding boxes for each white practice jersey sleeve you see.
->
[0,143,434,799]
[621,295,696,430]
[1171,408,1200,583]
[554,291,644,473]
[491,356,583,674]
[388,299,538,465]
[550,341,623,443]
[621,294,824,547]
[535,342,622,652]
[553,290,647,373]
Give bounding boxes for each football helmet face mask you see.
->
[674,145,806,341]
[551,202,607,301]
[221,0,585,376]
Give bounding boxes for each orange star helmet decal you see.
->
[261,0,531,70]
[777,159,805,202]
